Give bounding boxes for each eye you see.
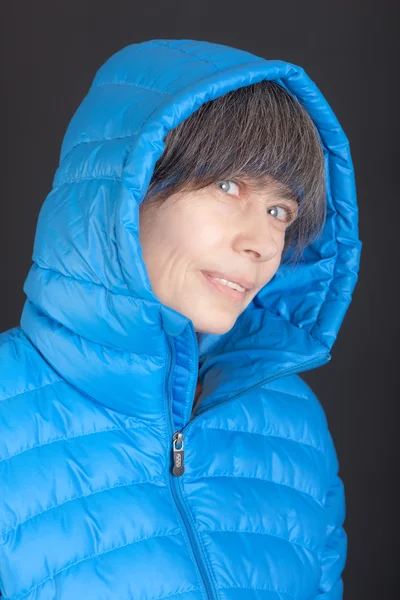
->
[267,205,296,224]
[216,180,297,224]
[215,180,241,197]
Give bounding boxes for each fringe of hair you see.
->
[141,80,327,267]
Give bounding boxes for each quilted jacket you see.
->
[0,39,362,599]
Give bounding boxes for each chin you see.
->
[191,315,236,336]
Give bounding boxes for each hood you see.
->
[20,39,362,422]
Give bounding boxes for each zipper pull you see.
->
[172,431,185,477]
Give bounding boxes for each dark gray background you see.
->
[0,1,396,597]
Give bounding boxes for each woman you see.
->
[0,39,362,599]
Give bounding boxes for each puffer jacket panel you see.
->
[180,374,342,600]
[1,328,342,600]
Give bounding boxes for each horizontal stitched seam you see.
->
[150,41,222,72]
[25,302,163,356]
[259,385,310,401]
[199,425,325,456]
[154,591,201,600]
[217,584,296,599]
[200,527,318,556]
[53,174,122,188]
[16,530,182,600]
[32,262,132,298]
[1,378,65,403]
[60,131,140,162]
[25,267,166,354]
[1,478,166,540]
[1,422,147,465]
[94,81,174,96]
[183,473,323,505]
[30,265,165,321]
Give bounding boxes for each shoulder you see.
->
[0,327,134,465]
[0,326,66,462]
[0,326,62,401]
[261,373,340,486]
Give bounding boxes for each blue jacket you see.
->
[0,39,362,599]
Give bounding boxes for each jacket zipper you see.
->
[171,349,331,474]
[165,335,216,600]
[166,329,331,599]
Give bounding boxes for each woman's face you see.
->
[139,180,298,335]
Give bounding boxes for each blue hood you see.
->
[20,39,362,419]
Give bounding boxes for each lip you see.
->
[201,271,249,304]
[201,270,255,291]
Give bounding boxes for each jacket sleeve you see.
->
[314,470,348,599]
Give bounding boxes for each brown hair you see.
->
[141,80,327,266]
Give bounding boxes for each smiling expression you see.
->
[139,179,298,335]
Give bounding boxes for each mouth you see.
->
[201,271,249,304]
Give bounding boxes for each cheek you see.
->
[176,208,223,256]
[258,254,283,291]
[187,227,222,265]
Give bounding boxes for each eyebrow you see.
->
[278,190,300,207]
[242,180,300,207]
